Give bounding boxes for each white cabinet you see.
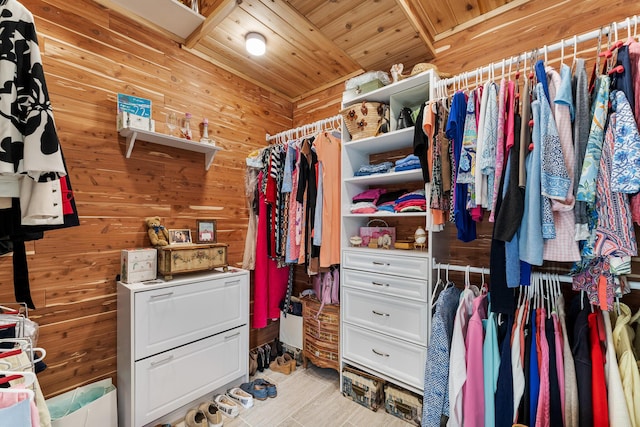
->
[339,71,436,396]
[118,269,249,427]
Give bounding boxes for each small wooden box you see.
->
[384,383,422,426]
[342,365,384,412]
[157,243,228,279]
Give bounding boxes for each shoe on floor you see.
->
[213,394,239,418]
[198,401,223,427]
[282,352,296,372]
[269,355,291,375]
[249,349,258,376]
[257,347,265,372]
[184,408,208,427]
[240,381,268,401]
[253,378,277,398]
[227,387,254,408]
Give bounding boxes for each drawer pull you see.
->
[371,281,390,287]
[372,349,390,358]
[150,292,174,299]
[372,310,390,317]
[224,332,241,339]
[372,261,390,266]
[150,355,174,366]
[224,280,241,286]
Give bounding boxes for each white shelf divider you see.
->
[119,127,222,170]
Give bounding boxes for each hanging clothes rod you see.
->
[265,114,342,143]
[437,14,640,88]
[432,261,640,290]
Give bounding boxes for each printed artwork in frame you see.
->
[196,220,217,244]
[168,229,192,245]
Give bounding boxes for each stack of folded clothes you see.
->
[394,189,426,212]
[350,188,386,213]
[394,154,421,172]
[354,161,394,176]
[375,189,408,213]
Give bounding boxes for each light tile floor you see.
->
[176,363,411,427]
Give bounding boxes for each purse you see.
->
[396,107,414,130]
[377,103,390,134]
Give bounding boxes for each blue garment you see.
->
[535,60,550,104]
[312,162,323,246]
[557,63,575,120]
[479,82,499,210]
[483,312,500,427]
[395,162,422,172]
[354,161,394,176]
[529,308,540,424]
[281,144,296,193]
[422,286,463,427]
[396,154,420,166]
[0,398,31,427]
[613,45,634,112]
[447,91,476,242]
[519,99,544,266]
[611,90,640,193]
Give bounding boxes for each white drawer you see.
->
[342,288,428,344]
[342,268,428,301]
[342,323,426,390]
[134,274,248,360]
[134,326,247,427]
[342,250,429,279]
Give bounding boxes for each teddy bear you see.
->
[145,216,170,246]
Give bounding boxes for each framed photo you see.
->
[196,220,217,243]
[168,229,192,245]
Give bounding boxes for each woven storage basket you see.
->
[340,101,386,140]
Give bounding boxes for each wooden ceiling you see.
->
[95,0,515,101]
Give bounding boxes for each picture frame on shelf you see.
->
[196,220,217,243]
[168,229,192,245]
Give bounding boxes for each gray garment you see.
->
[573,59,590,226]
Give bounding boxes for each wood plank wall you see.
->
[0,0,292,398]
[292,0,640,302]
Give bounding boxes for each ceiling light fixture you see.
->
[245,32,266,56]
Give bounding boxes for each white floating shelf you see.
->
[119,127,222,171]
[343,127,415,153]
[344,168,424,186]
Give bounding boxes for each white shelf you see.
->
[344,72,433,106]
[343,127,415,153]
[106,0,204,39]
[119,127,222,171]
[344,168,424,186]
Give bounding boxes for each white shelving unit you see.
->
[119,127,222,170]
[340,70,437,396]
[103,0,204,40]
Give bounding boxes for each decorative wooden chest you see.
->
[157,243,228,279]
[301,296,339,372]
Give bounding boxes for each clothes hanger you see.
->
[464,265,471,290]
[571,35,578,72]
[0,370,36,387]
[430,264,445,306]
[0,387,34,402]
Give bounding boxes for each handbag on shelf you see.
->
[396,107,414,130]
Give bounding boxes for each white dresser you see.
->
[341,249,429,394]
[117,269,249,427]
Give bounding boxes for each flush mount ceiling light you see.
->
[245,32,266,56]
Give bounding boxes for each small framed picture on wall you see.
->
[168,229,192,245]
[196,220,217,243]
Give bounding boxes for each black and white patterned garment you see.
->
[0,0,66,186]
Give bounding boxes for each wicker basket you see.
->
[302,296,340,371]
[341,101,387,140]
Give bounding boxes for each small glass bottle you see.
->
[182,112,192,140]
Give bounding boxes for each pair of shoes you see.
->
[213,394,239,418]
[185,401,222,427]
[273,338,284,357]
[263,343,272,366]
[283,352,296,371]
[254,378,277,398]
[240,381,268,401]
[249,350,258,376]
[269,355,292,375]
[227,387,253,408]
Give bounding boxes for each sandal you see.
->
[227,387,254,408]
[240,381,268,401]
[213,394,239,418]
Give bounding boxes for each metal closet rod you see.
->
[265,114,342,143]
[432,261,640,290]
[437,14,640,88]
